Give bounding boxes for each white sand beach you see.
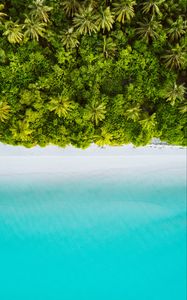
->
[0,143,186,177]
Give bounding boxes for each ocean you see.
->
[0,157,186,300]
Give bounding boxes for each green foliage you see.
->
[97,35,117,58]
[29,0,53,23]
[73,6,98,35]
[48,94,75,118]
[112,0,136,23]
[162,44,187,69]
[95,127,113,146]
[61,27,80,49]
[167,17,186,41]
[0,100,11,122]
[163,82,186,106]
[62,0,81,17]
[0,4,7,24]
[3,21,23,44]
[136,18,162,43]
[141,0,164,16]
[95,7,114,32]
[23,16,47,41]
[124,106,142,122]
[178,101,187,114]
[85,100,107,125]
[0,0,186,148]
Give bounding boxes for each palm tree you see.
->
[84,0,99,8]
[124,105,141,121]
[178,101,187,114]
[95,128,113,146]
[162,44,186,69]
[141,0,163,16]
[0,4,7,24]
[23,16,47,41]
[10,120,33,142]
[98,35,117,58]
[97,0,113,5]
[3,21,23,44]
[95,7,114,32]
[85,101,106,125]
[29,0,53,23]
[162,0,180,20]
[62,0,81,17]
[164,82,186,106]
[140,113,156,131]
[167,17,186,41]
[48,95,74,118]
[112,0,136,23]
[61,27,79,49]
[136,18,161,43]
[0,47,6,63]
[0,100,11,122]
[73,5,98,35]
[25,108,43,124]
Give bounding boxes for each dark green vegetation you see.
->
[0,0,186,148]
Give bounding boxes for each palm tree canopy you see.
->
[48,95,74,118]
[29,0,53,23]
[141,0,164,16]
[73,5,98,35]
[23,16,47,41]
[136,18,162,43]
[95,6,115,32]
[124,105,141,121]
[98,35,117,58]
[0,4,7,24]
[3,21,23,44]
[140,113,156,131]
[62,0,81,17]
[10,120,33,142]
[95,127,113,146]
[0,101,11,122]
[167,17,187,41]
[85,101,106,125]
[162,44,186,69]
[179,101,187,114]
[61,27,80,49]
[112,0,136,23]
[165,83,186,106]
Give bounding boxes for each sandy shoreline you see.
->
[0,143,186,177]
[0,143,186,156]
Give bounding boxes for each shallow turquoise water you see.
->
[0,167,186,300]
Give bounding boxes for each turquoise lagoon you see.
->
[0,157,186,300]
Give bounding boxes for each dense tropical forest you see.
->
[0,0,186,148]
